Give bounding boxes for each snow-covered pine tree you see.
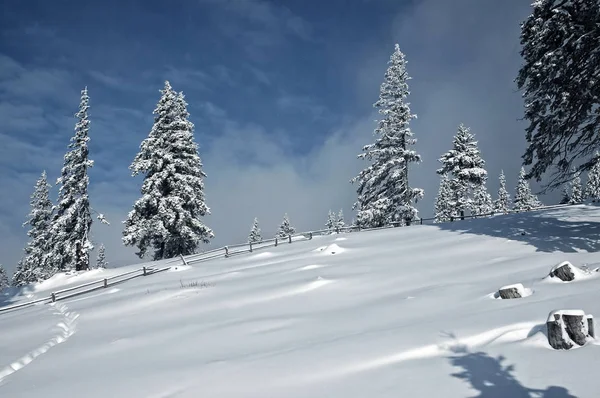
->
[123,82,214,260]
[471,182,493,217]
[248,218,262,244]
[559,186,571,205]
[516,0,600,188]
[513,167,542,211]
[585,152,600,202]
[0,264,9,290]
[494,170,511,214]
[434,174,454,223]
[12,171,55,286]
[569,170,583,204]
[437,124,487,219]
[336,209,345,230]
[95,244,107,269]
[46,88,96,272]
[351,44,423,228]
[325,210,336,232]
[276,213,295,239]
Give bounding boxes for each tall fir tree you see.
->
[248,218,262,244]
[95,244,107,269]
[559,186,571,204]
[514,167,542,211]
[123,81,214,260]
[336,209,345,230]
[13,171,54,286]
[351,44,423,228]
[434,174,454,223]
[47,88,96,272]
[516,0,600,188]
[585,152,600,202]
[325,210,336,232]
[568,170,583,204]
[0,265,9,290]
[494,170,511,214]
[437,124,487,219]
[276,213,295,239]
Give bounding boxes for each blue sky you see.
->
[0,0,543,274]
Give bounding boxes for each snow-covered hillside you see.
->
[2,205,600,397]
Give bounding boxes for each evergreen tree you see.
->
[437,124,487,219]
[47,88,96,272]
[13,171,54,286]
[276,213,295,239]
[585,152,600,202]
[516,0,600,188]
[0,265,9,290]
[494,170,511,214]
[95,244,107,269]
[559,186,571,205]
[325,210,336,232]
[123,81,214,260]
[569,170,583,204]
[248,218,262,244]
[434,174,454,223]
[336,209,345,230]
[351,44,423,228]
[472,182,493,217]
[514,167,542,211]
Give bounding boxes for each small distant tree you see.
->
[0,265,9,290]
[586,152,600,202]
[276,213,295,239]
[559,186,571,205]
[95,244,107,269]
[248,218,262,243]
[494,170,511,213]
[336,209,345,230]
[514,167,542,211]
[472,183,494,217]
[434,174,454,223]
[569,170,583,204]
[325,210,336,232]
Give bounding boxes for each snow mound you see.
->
[545,260,598,282]
[296,264,324,271]
[33,268,109,292]
[316,243,345,255]
[167,265,192,273]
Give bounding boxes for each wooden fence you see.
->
[0,203,576,314]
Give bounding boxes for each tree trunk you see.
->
[498,286,522,299]
[546,310,593,350]
[550,262,576,281]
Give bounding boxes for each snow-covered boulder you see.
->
[497,283,530,299]
[546,310,594,350]
[549,261,586,282]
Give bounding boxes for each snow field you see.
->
[1,205,600,396]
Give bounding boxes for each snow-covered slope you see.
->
[2,205,600,397]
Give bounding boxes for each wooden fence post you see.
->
[450,216,454,222]
[103,278,108,288]
[180,254,189,266]
[51,293,56,303]
[420,218,423,225]
[249,242,253,252]
[275,237,278,247]
[225,246,229,257]
[288,234,292,243]
[309,232,313,240]
[143,266,147,276]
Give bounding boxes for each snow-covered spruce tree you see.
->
[12,171,54,286]
[569,170,583,204]
[351,44,423,228]
[516,0,600,188]
[437,124,487,220]
[434,174,454,223]
[494,170,511,214]
[95,244,107,269]
[471,182,493,217]
[248,218,262,244]
[325,210,336,232]
[336,209,345,230]
[0,265,9,290]
[276,213,295,239]
[559,186,571,205]
[123,82,214,260]
[513,167,542,211]
[585,152,600,202]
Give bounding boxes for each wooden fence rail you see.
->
[0,202,577,314]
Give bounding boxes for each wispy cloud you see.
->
[276,93,328,121]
